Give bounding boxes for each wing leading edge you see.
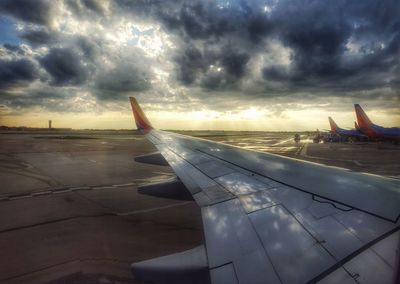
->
[129,97,400,284]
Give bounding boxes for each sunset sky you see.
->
[0,0,399,130]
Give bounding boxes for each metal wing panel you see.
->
[203,199,282,284]
[316,229,400,284]
[249,205,336,284]
[201,199,264,268]
[215,172,272,195]
[266,185,314,213]
[195,161,236,178]
[343,248,394,284]
[233,250,281,284]
[295,210,363,260]
[317,268,357,284]
[238,190,277,213]
[210,264,238,284]
[333,210,395,243]
[370,230,399,269]
[157,146,233,203]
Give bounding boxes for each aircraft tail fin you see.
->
[130,97,153,131]
[328,117,339,132]
[354,104,372,128]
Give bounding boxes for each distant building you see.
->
[49,120,52,130]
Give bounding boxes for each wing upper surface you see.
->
[144,129,400,284]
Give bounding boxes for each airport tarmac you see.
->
[0,131,399,283]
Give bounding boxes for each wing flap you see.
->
[202,199,264,268]
[249,205,336,284]
[210,264,238,284]
[233,250,281,284]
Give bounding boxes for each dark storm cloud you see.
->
[39,48,89,86]
[0,0,52,25]
[0,87,78,112]
[247,14,274,44]
[81,0,105,14]
[20,27,58,46]
[94,64,151,100]
[200,48,250,90]
[256,0,399,92]
[176,2,246,39]
[155,0,399,95]
[66,0,106,17]
[175,44,250,90]
[277,4,351,77]
[73,36,101,63]
[175,45,205,85]
[2,43,23,54]
[221,49,250,78]
[0,58,37,89]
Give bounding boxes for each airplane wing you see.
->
[129,98,400,284]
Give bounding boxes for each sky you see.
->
[0,0,399,131]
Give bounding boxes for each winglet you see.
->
[328,117,338,132]
[130,97,153,131]
[354,104,372,128]
[354,121,359,130]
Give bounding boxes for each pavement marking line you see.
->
[31,191,52,196]
[112,182,137,187]
[9,195,32,200]
[92,186,114,190]
[69,186,91,191]
[1,257,132,282]
[0,182,141,202]
[295,143,306,156]
[117,201,193,216]
[0,213,115,234]
[53,189,73,194]
[0,203,194,233]
[299,142,308,156]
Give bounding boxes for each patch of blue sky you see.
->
[128,26,154,45]
[0,16,21,45]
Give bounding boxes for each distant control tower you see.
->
[49,120,52,130]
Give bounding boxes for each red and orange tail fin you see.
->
[130,97,153,131]
[354,104,372,129]
[328,117,338,132]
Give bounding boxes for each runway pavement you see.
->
[0,131,399,283]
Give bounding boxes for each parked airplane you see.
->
[328,116,367,140]
[355,104,400,142]
[129,97,400,284]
